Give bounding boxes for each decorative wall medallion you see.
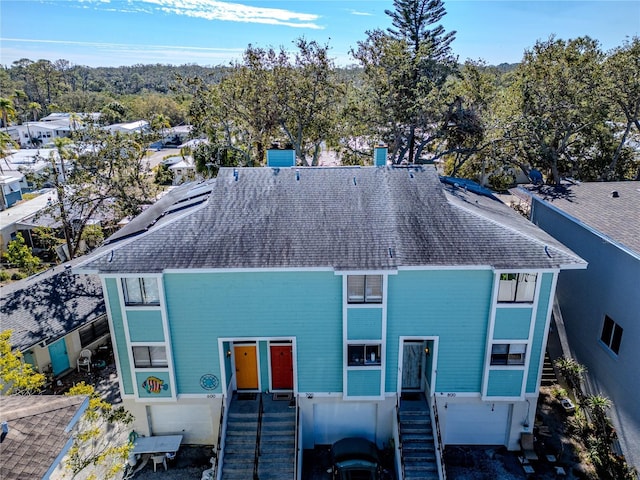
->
[200,374,219,391]
[142,376,169,394]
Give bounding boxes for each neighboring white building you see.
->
[0,189,56,252]
[103,120,149,135]
[13,120,71,148]
[0,174,24,210]
[168,156,196,185]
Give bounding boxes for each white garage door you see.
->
[445,403,510,445]
[150,404,214,444]
[313,403,377,445]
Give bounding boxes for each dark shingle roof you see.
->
[523,181,640,255]
[77,166,585,274]
[0,260,105,351]
[0,396,88,480]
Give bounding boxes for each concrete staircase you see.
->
[257,409,296,479]
[399,394,439,480]
[541,351,558,387]
[221,410,258,480]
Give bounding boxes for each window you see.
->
[122,277,160,306]
[79,316,109,347]
[348,344,381,366]
[600,315,623,354]
[497,273,537,303]
[491,343,526,365]
[347,275,382,303]
[132,346,168,368]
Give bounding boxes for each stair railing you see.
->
[395,393,404,479]
[431,396,447,480]
[294,396,301,480]
[253,393,264,480]
[213,402,225,479]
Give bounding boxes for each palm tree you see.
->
[52,136,74,182]
[0,97,16,132]
[28,101,41,121]
[0,131,18,173]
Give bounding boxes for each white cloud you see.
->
[349,9,373,17]
[86,0,323,28]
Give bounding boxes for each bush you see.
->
[0,270,10,282]
[11,271,26,280]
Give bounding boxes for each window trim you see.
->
[347,275,383,304]
[347,343,382,367]
[122,277,160,306]
[132,345,168,369]
[497,273,537,303]
[490,343,527,366]
[600,315,623,355]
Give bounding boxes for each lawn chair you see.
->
[520,432,538,461]
[151,454,167,472]
[77,349,92,373]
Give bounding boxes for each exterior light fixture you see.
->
[424,346,430,356]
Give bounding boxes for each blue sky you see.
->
[1,1,638,68]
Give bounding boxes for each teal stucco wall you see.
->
[105,278,133,395]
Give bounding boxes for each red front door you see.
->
[270,344,293,390]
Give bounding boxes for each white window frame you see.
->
[347,343,382,367]
[490,343,527,366]
[497,273,537,303]
[122,277,160,306]
[132,345,168,368]
[347,275,383,304]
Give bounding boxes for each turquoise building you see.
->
[77,166,585,477]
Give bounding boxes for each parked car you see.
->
[330,437,381,480]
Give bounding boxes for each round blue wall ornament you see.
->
[200,374,219,390]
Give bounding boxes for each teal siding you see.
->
[493,308,532,340]
[266,149,295,167]
[105,278,133,395]
[527,273,554,393]
[487,369,524,397]
[259,341,269,391]
[127,310,165,342]
[387,270,493,393]
[347,308,383,340]
[164,271,342,394]
[223,341,232,389]
[136,371,173,398]
[347,370,381,397]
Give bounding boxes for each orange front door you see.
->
[270,344,293,390]
[234,345,258,390]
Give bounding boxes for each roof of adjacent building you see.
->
[522,181,640,255]
[0,259,105,351]
[0,395,88,480]
[77,166,586,274]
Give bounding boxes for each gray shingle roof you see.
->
[522,181,640,255]
[0,395,88,480]
[77,166,585,274]
[0,260,105,351]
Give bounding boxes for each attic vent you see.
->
[611,190,619,198]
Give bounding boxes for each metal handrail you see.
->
[294,396,300,480]
[431,397,447,480]
[253,393,264,480]
[396,395,405,479]
[213,402,224,477]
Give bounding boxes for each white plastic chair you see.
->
[152,454,167,472]
[77,349,92,372]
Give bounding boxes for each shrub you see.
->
[0,270,10,282]
[11,271,26,280]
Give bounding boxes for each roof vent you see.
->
[611,190,619,198]
[233,169,239,181]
